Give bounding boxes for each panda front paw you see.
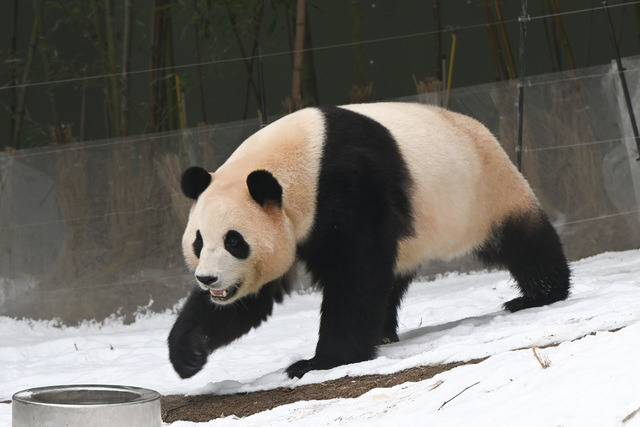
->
[285,355,346,379]
[286,358,318,379]
[168,328,210,379]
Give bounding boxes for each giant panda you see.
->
[168,102,571,380]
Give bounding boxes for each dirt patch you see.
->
[161,358,486,423]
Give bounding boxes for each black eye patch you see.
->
[224,230,250,259]
[193,230,203,258]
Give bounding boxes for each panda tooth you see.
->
[222,289,228,297]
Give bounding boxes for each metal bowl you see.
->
[12,384,161,427]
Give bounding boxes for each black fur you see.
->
[247,170,283,207]
[168,280,288,379]
[475,209,571,312]
[224,230,250,259]
[181,166,212,200]
[289,106,415,378]
[193,230,203,258]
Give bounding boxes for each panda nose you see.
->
[196,275,218,286]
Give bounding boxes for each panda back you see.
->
[341,103,537,272]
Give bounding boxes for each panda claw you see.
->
[380,334,399,345]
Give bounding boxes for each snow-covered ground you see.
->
[1,249,639,426]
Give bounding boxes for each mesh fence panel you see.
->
[1,58,639,323]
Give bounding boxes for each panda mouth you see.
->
[208,284,239,302]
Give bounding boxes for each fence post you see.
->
[603,1,640,161]
[516,0,528,172]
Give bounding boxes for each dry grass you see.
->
[281,96,310,114]
[350,83,373,103]
[531,346,551,369]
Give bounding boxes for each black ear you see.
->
[247,170,282,207]
[181,166,212,200]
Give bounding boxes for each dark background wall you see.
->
[1,1,639,148]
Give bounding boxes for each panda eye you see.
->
[224,230,249,259]
[193,230,203,258]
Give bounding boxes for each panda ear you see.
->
[181,166,212,200]
[247,170,282,208]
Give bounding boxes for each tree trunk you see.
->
[291,0,306,101]
[149,0,169,132]
[301,4,318,105]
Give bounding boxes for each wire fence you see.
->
[1,56,639,323]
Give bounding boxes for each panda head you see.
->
[180,166,296,305]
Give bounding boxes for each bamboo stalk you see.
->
[481,0,508,81]
[585,0,594,67]
[8,0,18,151]
[90,0,113,136]
[175,74,185,130]
[301,5,318,105]
[548,0,576,69]
[352,0,364,88]
[149,0,159,132]
[434,0,442,81]
[104,0,121,136]
[539,0,559,72]
[634,3,640,47]
[12,0,42,149]
[493,0,517,79]
[166,13,178,131]
[224,0,263,119]
[35,2,60,128]
[444,32,457,109]
[149,0,168,132]
[80,64,88,142]
[193,0,207,124]
[249,3,265,110]
[121,0,133,136]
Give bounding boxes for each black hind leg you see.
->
[476,208,571,312]
[380,275,412,344]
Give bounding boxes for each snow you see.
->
[1,249,640,426]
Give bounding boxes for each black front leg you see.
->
[286,270,391,379]
[168,284,280,379]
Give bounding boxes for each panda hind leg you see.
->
[476,208,571,312]
[380,275,413,344]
